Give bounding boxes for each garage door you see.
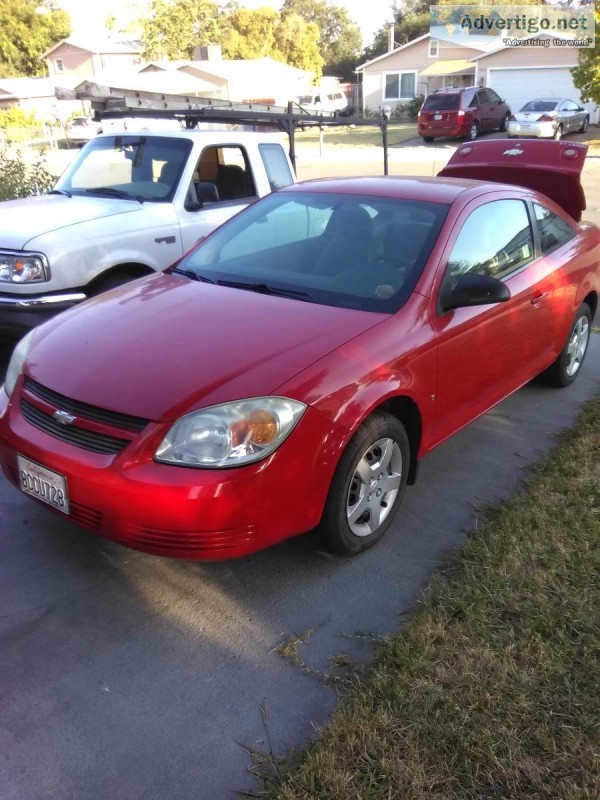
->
[487,67,595,118]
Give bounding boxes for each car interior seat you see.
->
[313,204,374,276]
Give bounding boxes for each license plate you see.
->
[434,113,443,120]
[17,455,70,514]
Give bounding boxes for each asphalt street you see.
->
[1,138,599,799]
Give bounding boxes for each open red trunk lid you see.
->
[438,139,587,222]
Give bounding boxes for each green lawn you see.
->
[248,378,600,800]
[294,123,418,148]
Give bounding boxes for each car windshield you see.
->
[520,100,559,112]
[422,94,460,111]
[56,135,193,202]
[176,190,449,313]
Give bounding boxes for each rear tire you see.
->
[542,303,591,387]
[466,122,479,141]
[316,412,409,555]
[422,136,434,143]
[499,113,510,132]
[553,124,563,141]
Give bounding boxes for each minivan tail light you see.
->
[457,110,465,117]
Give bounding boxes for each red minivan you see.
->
[418,87,511,143]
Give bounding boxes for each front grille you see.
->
[24,377,149,433]
[21,399,132,455]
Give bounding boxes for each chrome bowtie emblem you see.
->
[53,410,76,426]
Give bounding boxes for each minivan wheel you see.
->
[466,122,479,141]
[499,113,510,132]
[316,412,409,555]
[422,136,434,143]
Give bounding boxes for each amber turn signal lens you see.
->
[247,409,278,445]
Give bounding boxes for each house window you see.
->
[384,72,416,101]
[55,59,64,73]
[429,39,439,57]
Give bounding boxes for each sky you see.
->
[56,0,396,49]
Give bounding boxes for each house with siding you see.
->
[357,32,598,123]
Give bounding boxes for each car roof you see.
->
[282,175,486,205]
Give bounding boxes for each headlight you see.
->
[0,251,49,283]
[155,397,306,468]
[3,329,36,398]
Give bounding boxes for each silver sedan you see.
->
[507,98,589,140]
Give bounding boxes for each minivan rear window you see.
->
[422,94,460,111]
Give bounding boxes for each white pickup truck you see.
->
[0,129,296,335]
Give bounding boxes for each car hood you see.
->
[25,273,385,421]
[438,139,587,221]
[0,194,140,250]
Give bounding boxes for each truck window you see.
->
[57,135,193,202]
[194,145,255,202]
[258,143,294,191]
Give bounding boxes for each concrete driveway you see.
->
[1,139,599,800]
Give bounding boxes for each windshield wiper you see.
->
[216,279,313,301]
[170,267,215,283]
[48,188,72,198]
[85,187,143,204]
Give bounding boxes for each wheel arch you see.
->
[87,263,155,294]
[582,290,597,322]
[374,395,422,485]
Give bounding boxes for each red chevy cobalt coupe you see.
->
[0,141,598,560]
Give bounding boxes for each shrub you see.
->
[0,146,55,200]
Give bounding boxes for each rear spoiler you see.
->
[438,140,587,222]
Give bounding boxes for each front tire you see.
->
[316,412,409,555]
[578,116,589,134]
[542,303,592,387]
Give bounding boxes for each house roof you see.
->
[75,69,218,97]
[184,57,312,82]
[41,37,143,59]
[420,59,475,77]
[0,76,79,99]
[356,30,497,72]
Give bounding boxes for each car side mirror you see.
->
[440,273,511,313]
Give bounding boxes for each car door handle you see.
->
[530,291,548,307]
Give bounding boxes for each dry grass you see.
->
[295,123,418,148]
[249,389,600,800]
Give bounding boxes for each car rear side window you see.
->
[534,203,575,254]
[259,143,295,190]
[445,199,534,283]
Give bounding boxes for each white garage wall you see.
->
[487,66,599,122]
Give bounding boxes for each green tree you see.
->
[571,7,600,104]
[141,0,222,61]
[0,0,70,78]
[281,0,361,78]
[272,12,324,78]
[220,6,279,60]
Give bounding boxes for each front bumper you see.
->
[0,385,340,560]
[0,291,86,336]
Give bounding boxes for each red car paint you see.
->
[0,142,598,560]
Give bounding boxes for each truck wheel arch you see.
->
[88,264,155,295]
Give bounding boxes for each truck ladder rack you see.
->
[56,82,393,173]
